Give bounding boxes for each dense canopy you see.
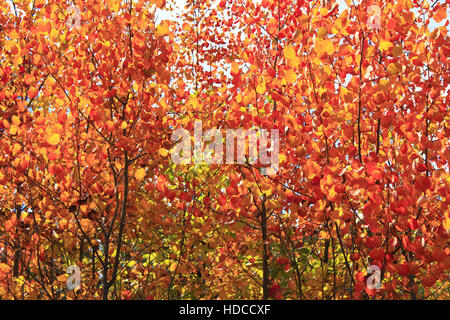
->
[0,0,448,300]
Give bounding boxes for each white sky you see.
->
[157,0,446,31]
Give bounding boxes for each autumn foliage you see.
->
[0,0,449,300]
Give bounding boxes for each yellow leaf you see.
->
[314,39,334,56]
[156,21,169,37]
[284,69,297,84]
[189,96,200,111]
[9,125,18,135]
[261,182,272,195]
[305,158,321,179]
[12,143,21,156]
[317,27,328,38]
[111,0,120,12]
[135,168,146,180]
[287,55,300,68]
[121,121,128,129]
[283,45,296,60]
[387,63,401,75]
[231,61,240,74]
[320,8,329,16]
[444,213,450,235]
[47,133,60,146]
[0,286,6,297]
[159,148,168,157]
[256,80,266,94]
[379,40,393,52]
[169,262,177,272]
[50,29,59,41]
[57,274,67,282]
[12,116,20,126]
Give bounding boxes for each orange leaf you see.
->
[135,168,146,180]
[47,133,61,146]
[433,5,447,23]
